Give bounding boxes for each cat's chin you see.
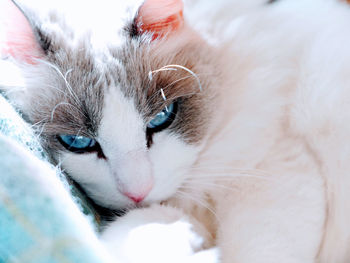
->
[92,196,166,212]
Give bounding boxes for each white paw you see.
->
[119,220,203,262]
[186,248,220,263]
[101,205,218,263]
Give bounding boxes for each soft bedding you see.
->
[0,94,112,263]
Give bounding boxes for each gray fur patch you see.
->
[11,5,220,159]
[107,35,219,144]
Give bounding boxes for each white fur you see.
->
[104,0,350,262]
[101,204,218,263]
[188,0,350,262]
[4,0,350,262]
[61,86,202,209]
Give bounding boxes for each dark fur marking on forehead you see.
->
[125,18,140,39]
[28,25,218,160]
[26,43,106,154]
[108,36,219,144]
[34,28,54,55]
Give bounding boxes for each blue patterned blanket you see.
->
[0,94,113,263]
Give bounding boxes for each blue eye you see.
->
[147,102,177,131]
[57,135,97,153]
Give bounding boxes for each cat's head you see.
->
[1,0,219,209]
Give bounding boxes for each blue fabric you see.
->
[0,95,112,263]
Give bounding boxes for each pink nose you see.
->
[120,178,153,203]
[124,192,147,203]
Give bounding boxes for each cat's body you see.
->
[2,0,350,262]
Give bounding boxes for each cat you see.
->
[2,0,350,262]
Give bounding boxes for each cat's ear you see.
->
[136,0,184,39]
[0,0,43,64]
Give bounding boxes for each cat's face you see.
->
[1,0,218,209]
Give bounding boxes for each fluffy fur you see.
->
[2,0,350,262]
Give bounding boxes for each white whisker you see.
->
[183,179,238,192]
[50,102,71,121]
[149,64,202,92]
[190,166,272,177]
[35,59,81,106]
[195,173,273,182]
[33,121,47,139]
[148,67,177,81]
[30,118,47,128]
[64,68,73,80]
[175,189,220,223]
[160,88,168,111]
[145,72,213,108]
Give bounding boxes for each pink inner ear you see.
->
[137,0,184,39]
[1,0,42,64]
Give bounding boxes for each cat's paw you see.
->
[101,205,218,263]
[112,220,203,262]
[186,248,220,263]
